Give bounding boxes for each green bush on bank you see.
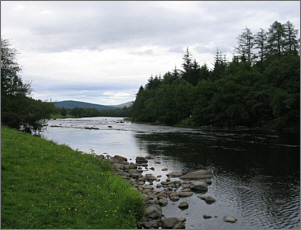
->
[1,126,145,229]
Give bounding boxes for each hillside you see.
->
[54,100,118,110]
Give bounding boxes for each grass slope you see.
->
[1,126,144,229]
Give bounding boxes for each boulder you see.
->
[169,196,180,202]
[179,170,212,180]
[161,217,179,229]
[124,164,137,170]
[177,217,186,222]
[136,156,148,163]
[178,202,189,209]
[205,196,216,204]
[162,168,168,171]
[179,191,193,197]
[143,184,154,190]
[167,172,183,178]
[146,205,162,219]
[223,216,237,223]
[113,155,127,162]
[158,198,168,207]
[190,181,208,192]
[197,195,208,200]
[145,174,157,181]
[173,222,185,229]
[143,220,160,229]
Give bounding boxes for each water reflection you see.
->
[42,117,300,229]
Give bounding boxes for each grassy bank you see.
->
[1,126,145,229]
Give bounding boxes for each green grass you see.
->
[1,126,145,229]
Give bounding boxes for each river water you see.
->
[41,117,300,229]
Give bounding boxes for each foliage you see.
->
[1,38,55,133]
[131,21,300,130]
[1,126,145,229]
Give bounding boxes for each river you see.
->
[41,117,300,229]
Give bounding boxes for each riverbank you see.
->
[1,126,145,229]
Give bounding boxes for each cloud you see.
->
[2,1,300,104]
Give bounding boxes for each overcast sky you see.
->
[2,1,300,105]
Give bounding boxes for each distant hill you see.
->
[108,101,134,108]
[54,100,118,110]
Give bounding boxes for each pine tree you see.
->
[254,28,267,63]
[235,27,255,63]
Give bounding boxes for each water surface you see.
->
[41,117,300,229]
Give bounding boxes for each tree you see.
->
[283,21,300,56]
[235,27,255,63]
[60,107,67,116]
[1,38,55,133]
[210,49,227,81]
[1,38,30,97]
[266,21,286,57]
[254,28,267,64]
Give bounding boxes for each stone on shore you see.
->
[113,155,128,162]
[179,170,212,180]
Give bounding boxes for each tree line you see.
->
[55,106,131,118]
[131,21,300,130]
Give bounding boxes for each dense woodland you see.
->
[131,21,300,130]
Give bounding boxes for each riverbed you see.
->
[41,117,300,229]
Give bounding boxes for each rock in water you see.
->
[161,217,179,229]
[146,205,162,219]
[223,215,237,223]
[136,156,148,163]
[166,172,182,177]
[178,202,189,209]
[205,196,216,204]
[179,170,212,180]
[179,191,193,197]
[190,181,208,192]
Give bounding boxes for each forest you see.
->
[131,21,300,130]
